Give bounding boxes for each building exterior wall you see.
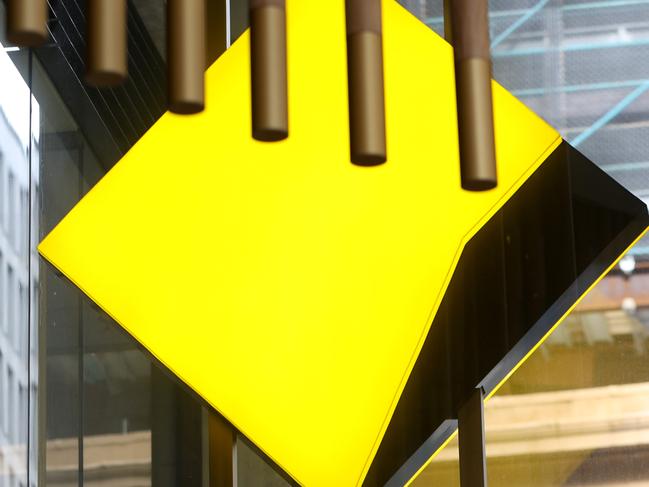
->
[0,15,38,486]
[0,0,649,486]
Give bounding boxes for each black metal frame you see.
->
[458,388,487,487]
[363,142,649,486]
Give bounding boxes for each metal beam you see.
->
[458,388,488,487]
[208,411,236,487]
[572,81,649,147]
[424,0,649,26]
[512,79,649,98]
[494,38,649,58]
[490,0,551,49]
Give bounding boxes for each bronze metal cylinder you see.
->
[168,0,206,114]
[345,0,386,166]
[7,0,48,47]
[250,0,288,141]
[448,0,497,191]
[86,0,127,87]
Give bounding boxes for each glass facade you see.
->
[0,1,285,486]
[37,56,155,487]
[0,2,37,485]
[0,0,647,486]
[403,1,649,486]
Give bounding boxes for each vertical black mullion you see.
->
[77,293,83,487]
[458,387,488,487]
[77,144,84,487]
[208,411,235,487]
[27,46,33,487]
[36,55,46,487]
[151,366,178,487]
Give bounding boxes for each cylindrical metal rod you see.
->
[7,0,48,47]
[168,0,206,114]
[86,0,127,87]
[250,0,288,141]
[345,0,387,166]
[448,0,498,191]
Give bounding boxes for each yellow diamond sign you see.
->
[38,1,570,485]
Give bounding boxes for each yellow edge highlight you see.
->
[484,223,649,401]
[404,430,459,487]
[357,135,562,486]
[404,223,649,487]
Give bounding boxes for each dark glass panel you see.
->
[365,143,647,486]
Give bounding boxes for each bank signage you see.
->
[39,2,648,486]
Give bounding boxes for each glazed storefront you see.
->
[1,1,649,486]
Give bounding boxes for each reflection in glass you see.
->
[485,273,649,487]
[413,265,649,487]
[410,434,461,487]
[0,2,37,486]
[403,1,649,486]
[237,438,292,487]
[34,53,155,486]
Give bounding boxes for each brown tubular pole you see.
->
[250,0,288,141]
[7,0,47,47]
[448,0,498,191]
[86,0,127,87]
[345,0,387,166]
[168,0,206,114]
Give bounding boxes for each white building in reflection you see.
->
[0,101,39,487]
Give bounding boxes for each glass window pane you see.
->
[410,434,461,487]
[396,3,649,487]
[0,3,35,486]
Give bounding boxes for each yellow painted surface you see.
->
[39,1,560,485]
